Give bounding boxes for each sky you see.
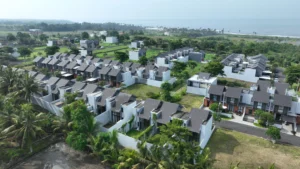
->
[1,0,300,22]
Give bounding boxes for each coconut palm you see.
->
[13,73,40,102]
[1,104,47,151]
[0,67,18,95]
[0,97,18,130]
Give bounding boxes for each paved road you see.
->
[216,120,300,147]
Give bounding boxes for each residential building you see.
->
[41,58,52,69]
[80,40,95,56]
[57,60,70,71]
[106,36,118,43]
[99,31,108,36]
[189,51,205,62]
[33,56,45,68]
[130,41,144,48]
[48,58,60,71]
[47,40,58,47]
[65,61,79,74]
[129,48,147,61]
[29,29,43,36]
[187,72,217,96]
[155,47,193,68]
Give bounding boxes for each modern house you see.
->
[129,48,147,61]
[91,58,102,67]
[57,60,70,71]
[85,65,99,78]
[130,41,143,48]
[187,72,217,96]
[33,56,45,68]
[155,47,193,68]
[221,54,268,83]
[41,58,52,69]
[108,68,123,87]
[76,63,89,77]
[206,85,225,107]
[47,40,58,47]
[106,36,118,43]
[48,58,60,71]
[80,40,95,56]
[189,51,206,62]
[224,87,243,112]
[65,62,79,75]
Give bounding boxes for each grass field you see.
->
[122,84,161,100]
[178,94,204,111]
[205,53,216,61]
[208,129,300,169]
[146,49,165,59]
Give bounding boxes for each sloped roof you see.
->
[225,87,242,99]
[46,77,60,85]
[77,63,89,71]
[98,88,118,106]
[33,56,44,63]
[52,79,70,94]
[156,102,180,124]
[157,66,168,77]
[57,60,70,67]
[48,59,60,65]
[71,82,86,93]
[68,54,76,60]
[275,82,289,95]
[75,54,83,60]
[99,67,111,75]
[52,52,62,59]
[257,80,271,92]
[273,94,292,107]
[111,60,120,65]
[198,72,211,80]
[103,59,112,65]
[92,57,102,63]
[85,65,97,73]
[188,108,210,133]
[208,85,225,96]
[251,91,270,103]
[66,62,78,69]
[28,71,38,77]
[112,93,134,112]
[82,84,98,99]
[41,58,52,64]
[123,62,133,68]
[34,73,47,81]
[139,99,161,120]
[108,68,121,77]
[85,56,94,61]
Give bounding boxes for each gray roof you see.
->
[57,60,70,67]
[92,58,102,63]
[75,54,83,60]
[77,63,89,71]
[188,108,210,133]
[33,56,44,63]
[273,94,292,107]
[157,66,168,77]
[198,72,211,80]
[225,87,242,99]
[28,71,38,77]
[123,62,133,68]
[71,82,86,93]
[156,102,180,124]
[46,77,60,85]
[282,115,296,123]
[189,52,205,62]
[131,63,141,73]
[60,53,68,59]
[98,88,118,106]
[257,80,271,92]
[275,82,289,95]
[48,59,60,65]
[86,65,97,73]
[52,52,62,59]
[66,62,78,69]
[103,59,112,65]
[68,54,76,60]
[52,79,70,94]
[251,91,270,104]
[99,67,111,75]
[112,93,134,112]
[85,56,94,61]
[108,68,121,77]
[208,85,225,96]
[41,58,52,64]
[139,99,161,120]
[34,73,47,81]
[111,60,120,65]
[82,84,98,99]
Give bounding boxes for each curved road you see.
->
[216,121,300,147]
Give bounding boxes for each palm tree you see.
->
[0,98,17,130]
[0,67,18,95]
[1,104,47,151]
[13,73,40,102]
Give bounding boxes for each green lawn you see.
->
[126,129,144,139]
[146,49,165,59]
[59,46,70,53]
[205,53,216,61]
[122,84,161,100]
[178,94,204,111]
[208,129,300,169]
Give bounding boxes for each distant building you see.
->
[186,72,217,96]
[106,37,118,43]
[29,29,43,36]
[129,48,147,61]
[11,48,20,58]
[129,41,144,49]
[47,40,58,47]
[99,31,108,36]
[164,32,170,36]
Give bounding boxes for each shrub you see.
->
[76,75,84,81]
[266,126,281,142]
[209,103,219,112]
[172,93,182,102]
[146,92,160,99]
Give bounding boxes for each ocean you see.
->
[107,19,300,38]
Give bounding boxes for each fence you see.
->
[117,133,152,152]
[31,96,63,116]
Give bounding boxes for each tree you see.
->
[115,51,129,62]
[1,47,14,53]
[255,111,274,127]
[18,47,32,58]
[69,46,80,55]
[139,56,148,65]
[266,126,281,143]
[187,60,197,69]
[285,65,300,85]
[13,73,40,102]
[209,103,219,112]
[0,67,18,95]
[45,46,60,55]
[39,34,48,42]
[81,32,89,39]
[64,92,78,104]
[161,82,172,102]
[204,61,224,76]
[172,61,187,75]
[6,33,16,41]
[1,104,47,151]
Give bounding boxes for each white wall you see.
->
[241,93,253,105]
[80,50,88,57]
[129,51,140,61]
[94,110,110,125]
[156,58,171,68]
[162,70,171,81]
[291,101,300,114]
[146,79,164,87]
[187,86,208,96]
[87,92,102,114]
[122,71,136,87]
[223,66,259,83]
[106,37,118,43]
[200,116,214,149]
[31,96,63,116]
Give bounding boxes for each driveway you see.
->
[216,120,300,147]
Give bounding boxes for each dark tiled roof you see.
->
[68,54,76,60]
[99,88,118,106]
[208,85,225,96]
[198,72,211,80]
[156,102,180,124]
[273,94,292,107]
[108,68,121,77]
[111,60,120,65]
[103,59,112,65]
[41,58,52,64]
[123,62,133,68]
[57,60,70,67]
[71,82,86,93]
[99,67,111,75]
[66,62,78,69]
[77,63,89,71]
[33,56,44,63]
[82,84,98,99]
[112,93,134,112]
[85,56,94,61]
[189,52,205,62]
[46,77,60,85]
[53,79,70,94]
[188,108,210,133]
[48,59,60,65]
[28,71,38,77]
[92,58,102,63]
[86,65,97,73]
[275,82,289,95]
[251,91,270,103]
[225,87,242,99]
[34,74,47,81]
[257,80,271,92]
[157,66,168,77]
[139,99,161,120]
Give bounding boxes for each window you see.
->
[213,95,217,101]
[230,98,235,104]
[257,102,262,109]
[278,106,284,113]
